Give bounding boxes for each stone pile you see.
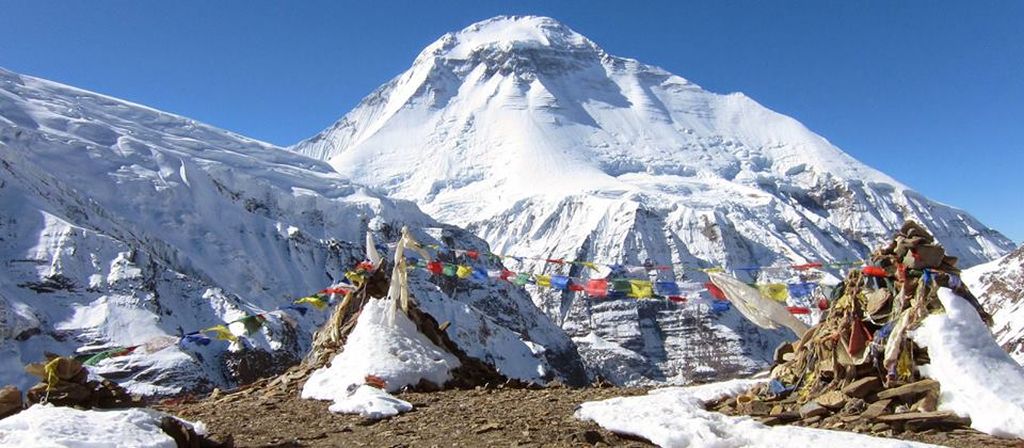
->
[708,221,985,436]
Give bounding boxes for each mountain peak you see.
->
[416,15,601,62]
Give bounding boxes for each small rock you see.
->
[474,422,503,434]
[842,377,882,398]
[870,423,890,432]
[876,379,939,401]
[913,389,939,413]
[861,398,892,420]
[801,415,823,425]
[770,404,785,416]
[799,401,829,419]
[816,391,848,410]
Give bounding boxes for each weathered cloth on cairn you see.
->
[22,355,135,409]
[715,221,986,431]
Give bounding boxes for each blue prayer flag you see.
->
[471,267,488,282]
[551,275,571,290]
[655,281,681,296]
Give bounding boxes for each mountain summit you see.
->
[293,16,1014,383]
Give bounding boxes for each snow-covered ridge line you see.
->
[0,65,587,394]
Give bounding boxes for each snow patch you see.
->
[0,404,201,448]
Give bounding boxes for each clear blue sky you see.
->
[2,1,1021,243]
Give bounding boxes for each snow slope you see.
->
[293,15,1015,383]
[0,404,200,448]
[963,245,1024,363]
[0,66,585,395]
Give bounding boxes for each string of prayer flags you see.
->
[586,279,609,298]
[655,281,681,297]
[705,282,727,300]
[628,280,654,298]
[295,295,329,310]
[758,283,789,302]
[203,325,238,343]
[551,275,571,290]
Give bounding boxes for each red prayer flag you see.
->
[585,279,609,298]
[787,306,811,315]
[792,262,823,271]
[356,261,375,271]
[500,269,514,281]
[427,261,444,275]
[704,282,727,300]
[862,265,887,277]
[466,250,479,260]
[545,258,565,265]
[568,282,585,292]
[817,297,829,310]
[668,295,687,303]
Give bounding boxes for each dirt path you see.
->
[161,384,653,447]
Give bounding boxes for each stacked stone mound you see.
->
[709,221,988,435]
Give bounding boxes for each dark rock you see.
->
[861,399,892,420]
[842,377,882,399]
[0,386,22,419]
[799,401,829,419]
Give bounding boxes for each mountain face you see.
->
[293,16,1015,383]
[964,245,1024,364]
[0,66,586,394]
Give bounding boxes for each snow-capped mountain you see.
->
[0,66,585,395]
[964,245,1024,364]
[293,16,1015,383]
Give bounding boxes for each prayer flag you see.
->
[758,283,789,302]
[239,314,267,335]
[705,282,727,300]
[551,275,571,290]
[513,273,531,286]
[456,265,473,279]
[182,333,211,346]
[283,304,309,316]
[568,282,585,292]
[668,295,686,303]
[471,267,489,282]
[711,301,731,313]
[500,269,515,281]
[295,296,328,310]
[344,271,365,286]
[628,280,654,298]
[578,261,599,271]
[611,279,632,293]
[427,261,444,275]
[203,325,238,342]
[443,263,457,277]
[546,258,565,265]
[787,282,816,298]
[586,279,609,298]
[792,262,823,271]
[535,274,551,288]
[356,261,375,271]
[655,281,681,296]
[786,306,811,315]
[466,250,480,260]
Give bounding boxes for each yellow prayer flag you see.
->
[344,271,365,286]
[295,296,328,310]
[758,283,789,302]
[702,267,725,273]
[628,280,654,298]
[456,265,473,279]
[535,274,551,288]
[579,261,599,271]
[203,325,238,342]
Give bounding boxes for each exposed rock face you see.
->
[292,16,1014,383]
[964,245,1024,363]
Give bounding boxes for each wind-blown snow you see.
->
[576,380,936,448]
[911,287,1024,438]
[292,15,1014,384]
[0,404,202,448]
